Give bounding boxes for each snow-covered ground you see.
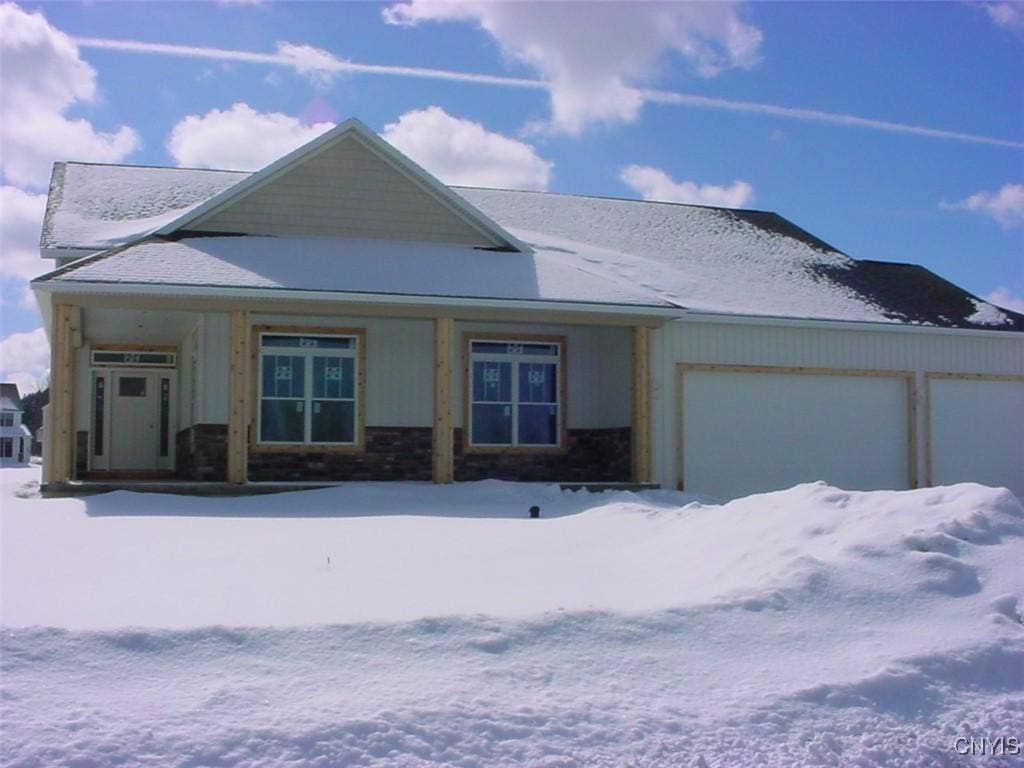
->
[2,466,1022,767]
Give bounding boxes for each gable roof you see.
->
[41,119,523,254]
[1,383,23,412]
[41,162,245,253]
[156,118,523,250]
[34,147,1023,330]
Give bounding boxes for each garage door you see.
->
[927,374,1024,499]
[677,364,913,500]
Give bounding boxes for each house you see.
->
[1,384,32,465]
[32,119,1024,498]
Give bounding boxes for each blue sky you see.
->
[1,0,1021,391]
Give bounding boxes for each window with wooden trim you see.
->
[468,338,563,447]
[91,350,176,367]
[257,332,360,446]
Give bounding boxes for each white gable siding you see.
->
[191,137,489,245]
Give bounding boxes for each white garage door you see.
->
[927,375,1024,499]
[678,365,912,500]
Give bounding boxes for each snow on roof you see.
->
[48,234,673,308]
[458,188,893,323]
[966,298,1012,327]
[0,425,31,438]
[37,163,1024,328]
[1,384,22,411]
[42,163,246,251]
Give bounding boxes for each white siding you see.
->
[199,313,231,424]
[455,322,631,429]
[193,136,488,245]
[197,315,630,432]
[928,378,1024,498]
[680,369,909,499]
[652,318,1024,493]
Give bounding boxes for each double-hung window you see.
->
[258,331,360,446]
[469,338,563,448]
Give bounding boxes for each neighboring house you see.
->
[31,119,1024,498]
[0,384,32,465]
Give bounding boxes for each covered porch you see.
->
[43,294,659,491]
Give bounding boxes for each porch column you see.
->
[433,317,454,484]
[227,310,249,484]
[631,325,652,483]
[48,303,75,483]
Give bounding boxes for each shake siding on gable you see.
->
[190,138,489,244]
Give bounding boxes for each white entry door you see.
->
[110,372,160,470]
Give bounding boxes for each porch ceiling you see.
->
[84,307,199,345]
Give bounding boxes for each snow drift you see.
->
[2,468,1022,766]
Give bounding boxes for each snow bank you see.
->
[2,468,1022,767]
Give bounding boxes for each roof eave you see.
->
[31,278,682,318]
[676,308,1024,338]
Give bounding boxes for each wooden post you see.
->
[227,310,249,484]
[48,303,75,483]
[433,317,454,484]
[906,374,919,489]
[631,325,652,484]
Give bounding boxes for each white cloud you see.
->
[382,107,552,190]
[619,164,754,208]
[383,1,762,134]
[0,186,47,280]
[166,102,334,170]
[984,2,1024,33]
[72,36,1023,150]
[0,3,139,189]
[986,287,1024,313]
[941,183,1024,229]
[276,42,343,89]
[0,327,49,394]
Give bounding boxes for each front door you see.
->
[109,372,160,470]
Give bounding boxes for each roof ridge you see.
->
[453,184,779,216]
[62,160,251,174]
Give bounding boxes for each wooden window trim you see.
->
[249,325,367,454]
[463,331,568,455]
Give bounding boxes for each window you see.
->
[91,350,176,367]
[118,377,147,397]
[0,413,13,427]
[258,331,360,446]
[0,438,11,458]
[468,338,563,447]
[93,377,105,457]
